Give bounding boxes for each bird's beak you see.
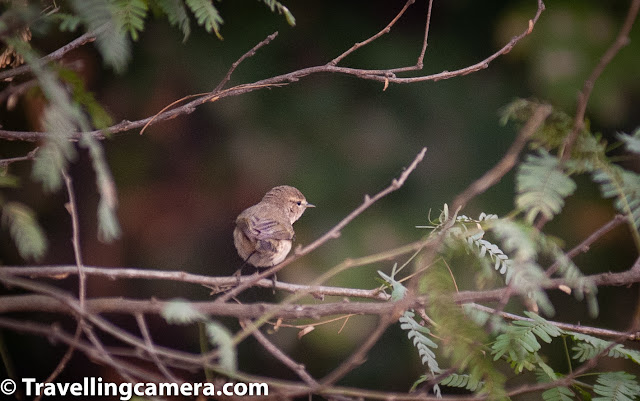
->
[306,202,316,208]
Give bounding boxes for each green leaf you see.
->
[593,164,640,234]
[440,373,484,392]
[543,386,575,401]
[185,0,224,39]
[32,107,78,192]
[80,135,121,242]
[58,68,114,129]
[55,13,83,32]
[1,202,48,261]
[593,372,640,401]
[570,332,640,364]
[156,0,191,41]
[162,299,206,324]
[618,128,640,155]
[490,220,553,316]
[113,0,148,41]
[378,270,407,301]
[261,0,296,26]
[491,312,562,373]
[516,149,576,224]
[204,321,237,373]
[70,0,131,73]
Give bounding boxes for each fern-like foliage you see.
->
[6,37,121,243]
[516,149,577,224]
[112,0,148,41]
[155,0,192,41]
[398,311,442,375]
[261,0,296,26]
[536,363,575,401]
[592,163,640,235]
[185,0,224,39]
[379,270,442,392]
[491,312,563,373]
[543,386,575,401]
[70,0,131,73]
[593,372,640,401]
[1,201,48,261]
[570,332,640,364]
[440,373,484,392]
[490,220,554,315]
[618,128,640,155]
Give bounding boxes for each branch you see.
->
[329,0,415,66]
[214,32,279,92]
[561,0,640,159]
[0,264,391,300]
[0,1,545,142]
[0,146,38,167]
[0,29,98,81]
[239,319,318,387]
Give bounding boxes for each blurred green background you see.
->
[2,0,639,394]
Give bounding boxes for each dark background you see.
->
[1,0,639,395]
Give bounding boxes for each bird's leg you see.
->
[271,271,277,288]
[234,251,256,285]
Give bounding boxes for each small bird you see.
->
[233,185,314,270]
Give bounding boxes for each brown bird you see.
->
[233,185,314,270]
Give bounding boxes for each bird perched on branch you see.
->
[233,185,314,271]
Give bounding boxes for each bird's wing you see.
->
[237,214,294,241]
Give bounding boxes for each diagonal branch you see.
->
[561,0,640,160]
[329,0,416,66]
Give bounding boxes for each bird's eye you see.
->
[296,201,302,206]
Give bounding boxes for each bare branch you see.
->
[546,214,628,277]
[0,146,38,167]
[329,0,415,66]
[240,319,318,387]
[561,0,640,159]
[215,32,279,92]
[135,313,181,383]
[0,0,546,142]
[0,30,98,81]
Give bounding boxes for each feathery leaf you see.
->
[516,149,576,223]
[185,0,224,39]
[1,202,48,261]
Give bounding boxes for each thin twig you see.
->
[561,0,640,160]
[452,104,552,211]
[329,0,415,66]
[240,319,318,387]
[318,314,398,388]
[214,32,279,92]
[546,214,627,277]
[135,313,181,383]
[0,147,38,167]
[32,169,88,391]
[61,169,85,305]
[82,323,137,383]
[0,29,98,81]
